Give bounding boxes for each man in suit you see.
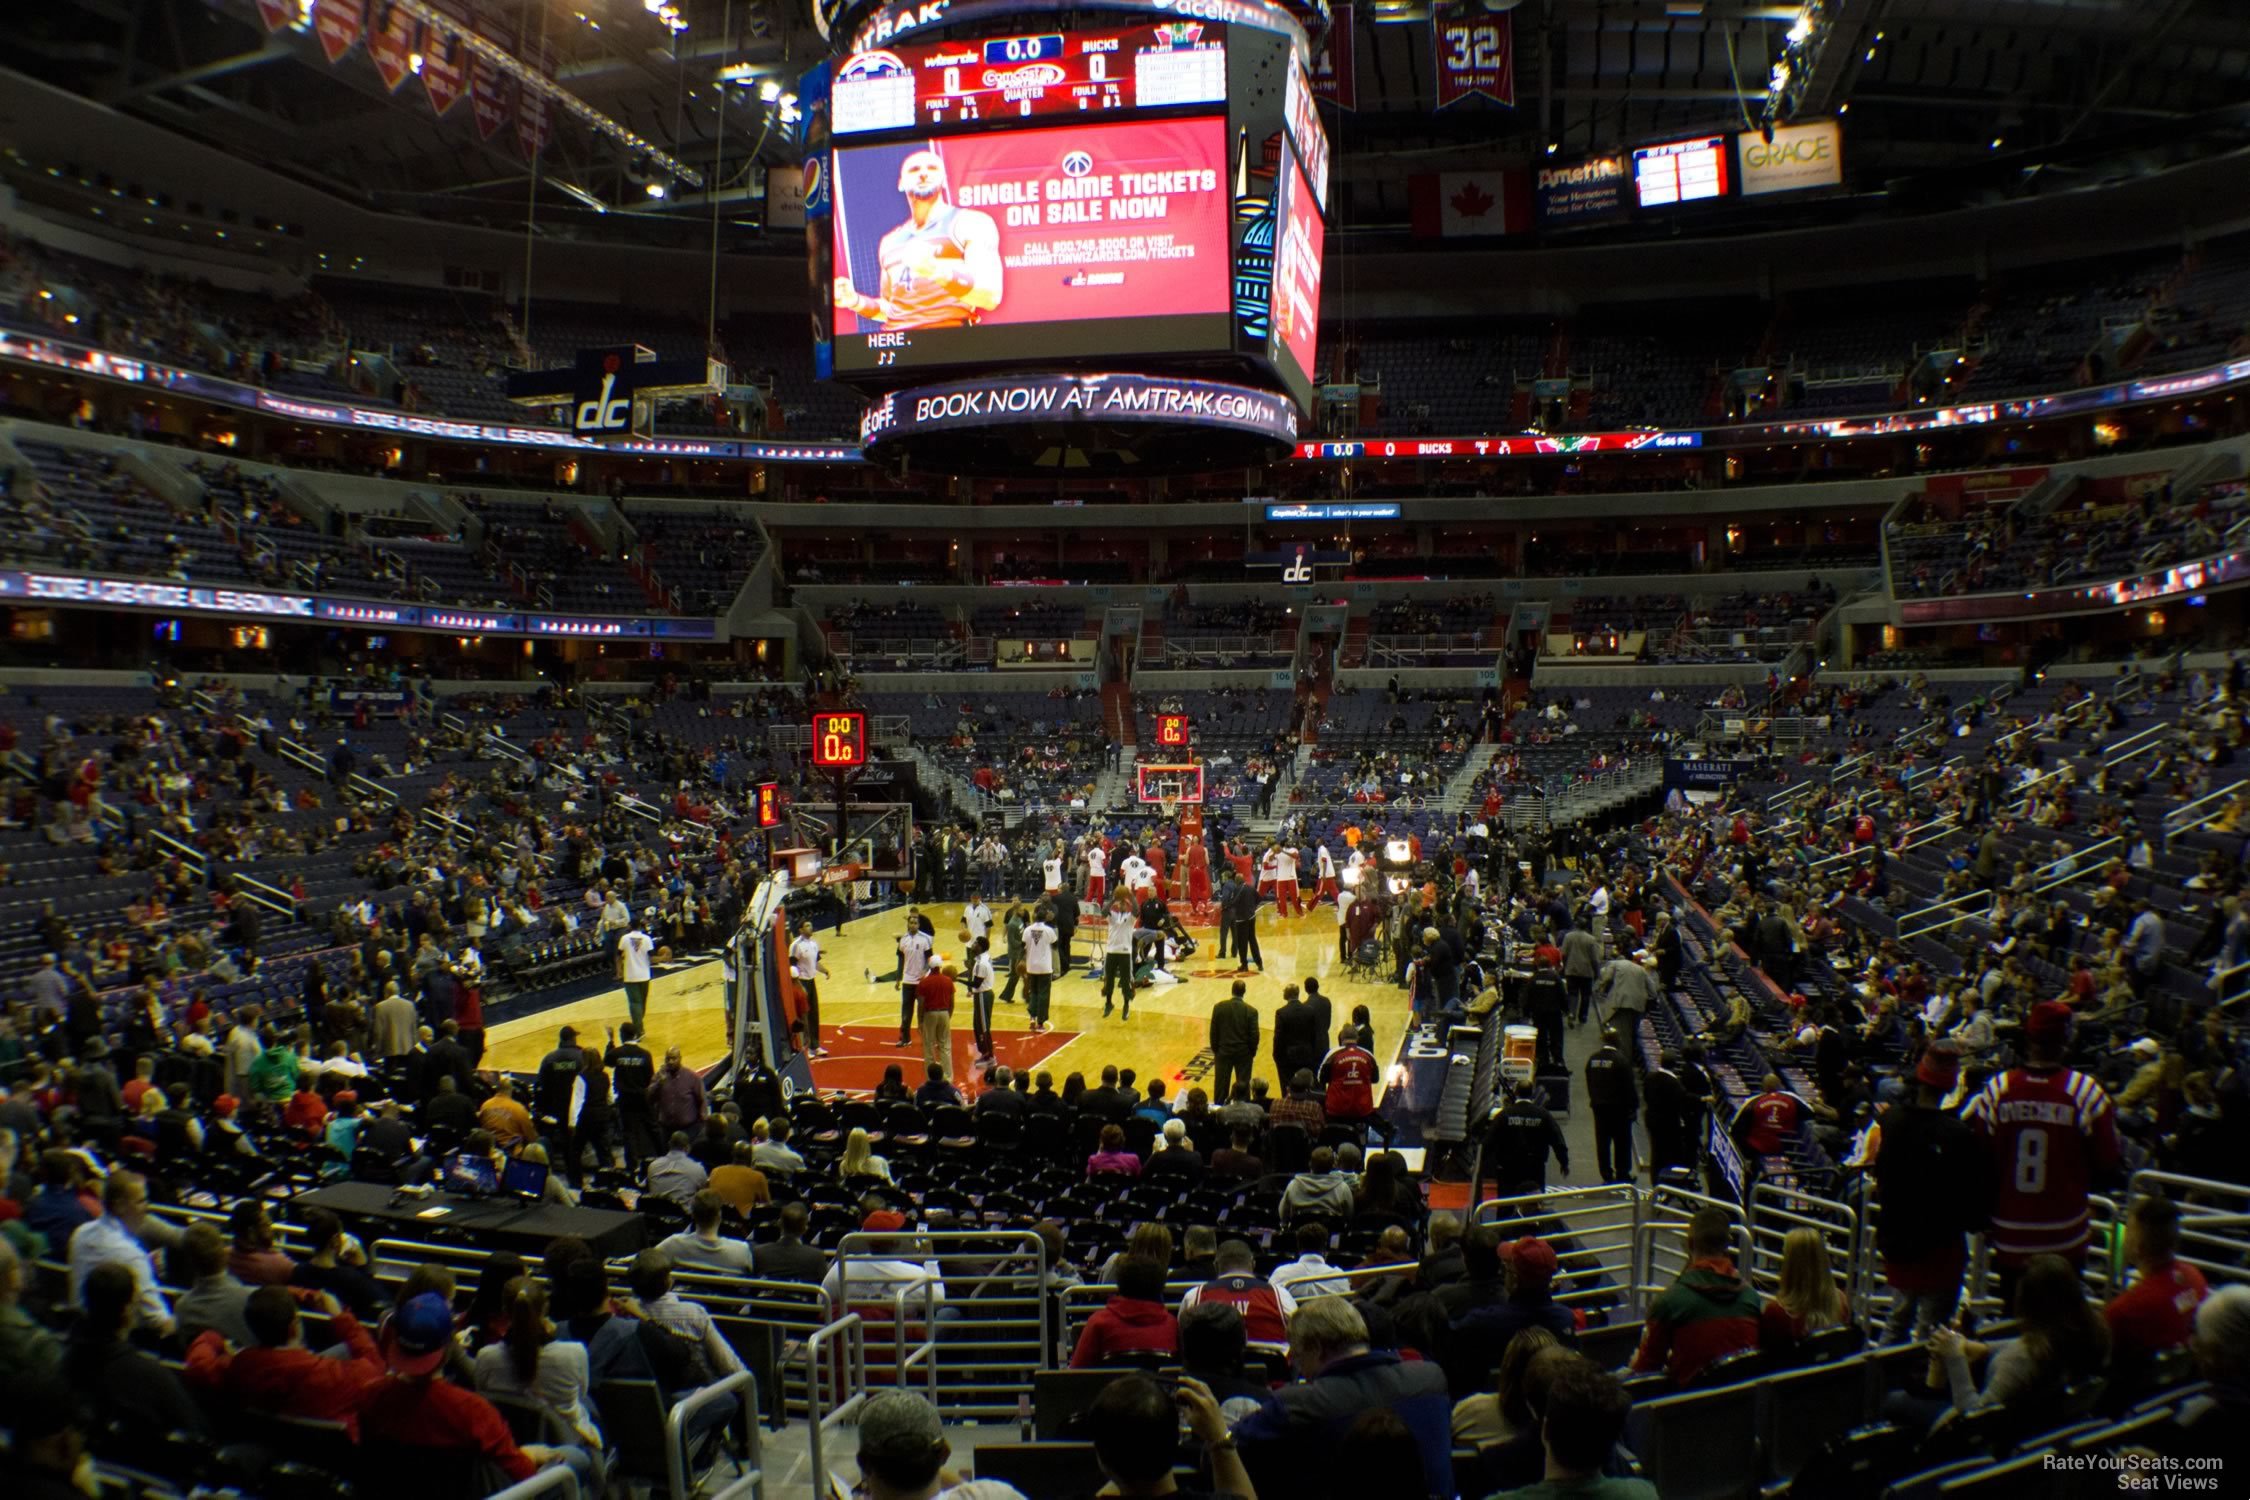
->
[1273,983,1320,1084]
[1209,980,1260,1107]
[1228,874,1264,973]
[1082,1066,1132,1122]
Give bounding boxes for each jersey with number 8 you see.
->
[1965,1063,2121,1265]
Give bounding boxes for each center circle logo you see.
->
[1061,150,1094,177]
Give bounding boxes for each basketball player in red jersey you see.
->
[834,149,1003,329]
[1964,1000,2121,1305]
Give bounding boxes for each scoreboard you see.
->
[1631,136,1731,208]
[833,25,1228,137]
[810,711,868,768]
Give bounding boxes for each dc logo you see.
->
[1061,150,1093,177]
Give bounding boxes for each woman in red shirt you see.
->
[1069,1256,1178,1368]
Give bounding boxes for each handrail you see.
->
[2162,777,2247,841]
[486,1462,582,1500]
[231,871,297,918]
[796,1314,867,1491]
[2101,722,2174,769]
[347,770,398,806]
[483,730,531,765]
[275,734,329,778]
[150,828,207,872]
[665,1369,760,1500]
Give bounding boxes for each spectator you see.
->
[840,1126,894,1184]
[648,1131,710,1206]
[184,1283,387,1435]
[657,1190,755,1276]
[477,1075,537,1153]
[1872,1042,1989,1340]
[227,1200,295,1286]
[1144,1118,1203,1180]
[1453,1325,1560,1448]
[2175,1285,2250,1473]
[23,1149,94,1248]
[628,1249,745,1380]
[1493,1356,1657,1499]
[1320,1026,1378,1125]
[1180,1237,1296,1349]
[2104,1195,2209,1367]
[1271,1069,1327,1135]
[1921,1254,2110,1417]
[1449,1238,1578,1396]
[63,1260,204,1434]
[915,1062,962,1110]
[649,1046,709,1136]
[288,1207,388,1321]
[1628,1208,1762,1386]
[707,1141,772,1215]
[1282,1146,1355,1224]
[753,1202,830,1284]
[1070,1255,1179,1368]
[823,1210,947,1311]
[1086,1373,1253,1499]
[1420,1213,1466,1291]
[66,1169,172,1336]
[1209,1126,1264,1181]
[753,1115,806,1176]
[0,1234,61,1389]
[853,1388,1028,1500]
[469,1277,604,1458]
[1270,1222,1351,1300]
[1759,1228,1851,1361]
[1233,1296,1454,1500]
[1088,1122,1142,1177]
[172,1221,255,1348]
[360,1291,576,1484]
[1178,1300,1272,1409]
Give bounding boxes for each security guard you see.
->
[1478,1077,1571,1203]
[1523,958,1569,1074]
[1584,1027,1639,1184]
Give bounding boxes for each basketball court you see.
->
[483,751,1413,1104]
[480,899,1413,1107]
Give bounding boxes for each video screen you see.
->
[829,116,1234,374]
[1270,149,1325,395]
[832,23,1228,137]
[1282,55,1330,211]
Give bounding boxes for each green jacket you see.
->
[1631,1257,1764,1385]
[0,1304,61,1388]
[248,1045,300,1103]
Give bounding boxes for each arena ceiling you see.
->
[1,0,2247,241]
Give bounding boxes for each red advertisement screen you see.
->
[1271,151,1325,392]
[831,24,1227,137]
[830,117,1233,375]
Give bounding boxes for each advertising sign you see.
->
[1735,118,1843,196]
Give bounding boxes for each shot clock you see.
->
[810,711,869,769]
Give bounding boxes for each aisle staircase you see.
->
[1439,742,1504,812]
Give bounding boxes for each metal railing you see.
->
[2162,777,2246,844]
[829,1228,1048,1419]
[2101,721,2175,770]
[667,1371,761,1500]
[487,1463,582,1500]
[795,1314,869,1492]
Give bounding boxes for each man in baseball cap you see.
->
[856,1389,1026,1500]
[359,1291,576,1482]
[1448,1234,1578,1393]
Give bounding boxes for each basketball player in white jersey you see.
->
[834,150,1004,329]
[1314,843,1340,905]
[1042,843,1065,900]
[1085,841,1108,903]
[1272,843,1302,917]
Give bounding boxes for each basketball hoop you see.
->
[1157,794,1180,824]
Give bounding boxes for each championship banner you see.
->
[469,46,510,139]
[1432,4,1513,109]
[516,86,550,160]
[1312,3,1355,110]
[255,0,293,34]
[367,2,417,91]
[312,0,364,64]
[420,10,468,116]
[1407,170,1529,237]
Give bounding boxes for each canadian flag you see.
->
[1408,171,1530,237]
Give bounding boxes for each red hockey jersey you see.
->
[1964,1065,2120,1264]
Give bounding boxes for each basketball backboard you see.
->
[1134,763,1205,805]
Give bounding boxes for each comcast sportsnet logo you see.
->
[982,62,1067,89]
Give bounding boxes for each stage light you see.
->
[645,182,667,199]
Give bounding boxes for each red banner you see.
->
[1312,4,1356,111]
[515,87,551,162]
[367,3,416,91]
[421,19,466,116]
[254,0,293,34]
[1433,6,1513,109]
[312,0,363,64]
[470,48,510,139]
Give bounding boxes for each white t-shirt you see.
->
[1022,922,1057,975]
[1106,909,1137,955]
[1122,856,1154,891]
[963,902,991,941]
[1086,846,1107,879]
[1042,857,1064,891]
[1338,888,1355,928]
[899,930,934,984]
[972,953,995,994]
[1274,850,1298,883]
[619,930,654,983]
[789,935,821,980]
[1316,846,1335,879]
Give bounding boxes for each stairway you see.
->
[1440,742,1504,812]
[1101,681,1138,748]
